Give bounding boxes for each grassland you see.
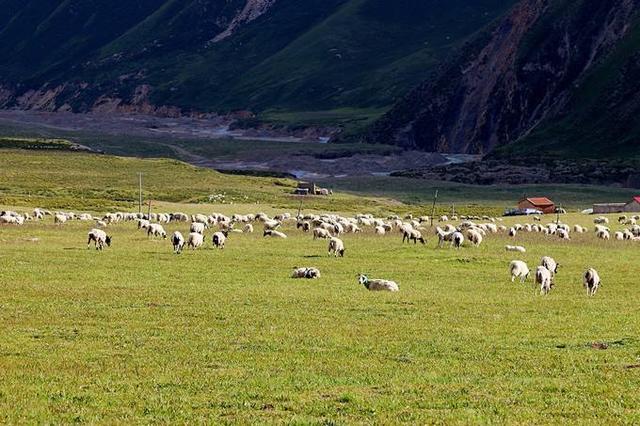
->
[1,208,640,423]
[1,148,640,422]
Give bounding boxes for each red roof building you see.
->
[624,196,640,212]
[518,197,556,214]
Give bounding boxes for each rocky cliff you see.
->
[366,0,640,158]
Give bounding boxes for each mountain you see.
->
[0,0,515,115]
[365,0,640,159]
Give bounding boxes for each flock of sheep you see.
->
[2,208,635,295]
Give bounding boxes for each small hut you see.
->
[518,197,556,214]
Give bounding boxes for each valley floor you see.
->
[0,209,639,423]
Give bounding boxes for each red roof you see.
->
[632,196,640,204]
[522,197,554,206]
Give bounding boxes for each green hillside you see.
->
[0,0,516,114]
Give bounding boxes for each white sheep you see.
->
[87,229,112,251]
[452,231,464,248]
[147,223,167,239]
[187,232,204,249]
[505,245,526,253]
[509,260,530,283]
[263,230,287,239]
[190,222,206,234]
[243,224,254,233]
[594,217,609,225]
[463,229,481,247]
[357,274,399,292]
[583,268,601,296]
[508,227,517,237]
[535,266,553,295]
[54,213,68,224]
[540,256,559,276]
[374,226,386,235]
[557,229,570,240]
[313,228,332,240]
[291,267,321,279]
[172,231,185,254]
[328,237,345,257]
[596,229,610,240]
[212,231,228,249]
[403,229,425,245]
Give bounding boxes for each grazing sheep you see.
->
[87,229,112,251]
[508,227,517,237]
[403,229,425,245]
[263,219,281,230]
[313,228,332,240]
[172,231,185,254]
[535,266,553,295]
[328,237,345,257]
[596,229,610,240]
[147,224,167,239]
[357,274,399,292]
[452,231,464,248]
[466,229,483,247]
[573,225,587,233]
[212,231,228,249]
[263,230,287,239]
[557,229,570,240]
[540,256,559,276]
[54,213,68,224]
[243,224,254,233]
[187,232,204,249]
[374,226,386,235]
[96,220,108,228]
[594,217,609,225]
[614,231,625,241]
[296,221,311,232]
[583,268,601,296]
[190,222,206,234]
[509,260,530,283]
[505,245,526,253]
[291,267,321,279]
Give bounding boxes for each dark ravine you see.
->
[365,0,640,158]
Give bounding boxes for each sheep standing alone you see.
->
[87,229,112,251]
[535,266,553,295]
[172,231,185,254]
[509,260,530,283]
[357,274,399,292]
[212,231,228,249]
[583,268,601,296]
[328,237,345,257]
[291,267,321,279]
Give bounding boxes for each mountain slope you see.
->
[0,0,516,114]
[365,0,640,158]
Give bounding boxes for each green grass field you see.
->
[1,149,640,423]
[1,209,639,423]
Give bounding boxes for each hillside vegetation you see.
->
[365,0,640,159]
[0,0,515,115]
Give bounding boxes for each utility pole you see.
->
[138,172,143,214]
[430,189,439,227]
